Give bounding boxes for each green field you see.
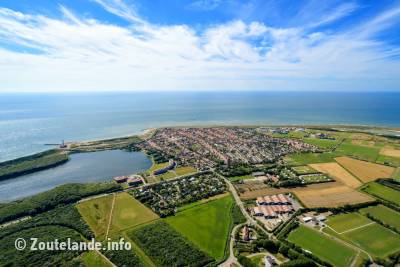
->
[175,166,197,176]
[166,195,234,261]
[325,212,400,258]
[336,141,380,162]
[81,251,111,267]
[291,165,318,175]
[77,192,158,238]
[303,138,339,149]
[376,155,400,167]
[229,175,253,182]
[77,195,114,237]
[287,225,357,267]
[359,205,400,230]
[287,151,342,165]
[326,213,372,233]
[362,182,400,206]
[343,223,400,258]
[393,168,400,181]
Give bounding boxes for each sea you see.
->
[1,91,400,162]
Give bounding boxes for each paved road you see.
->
[216,173,271,267]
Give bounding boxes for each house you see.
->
[113,176,128,183]
[302,216,313,223]
[242,226,250,241]
[253,207,263,216]
[316,215,326,222]
[127,176,143,186]
[264,256,276,267]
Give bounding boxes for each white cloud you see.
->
[0,1,399,92]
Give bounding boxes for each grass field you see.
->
[335,156,395,182]
[326,213,372,233]
[393,168,400,181]
[110,192,158,232]
[76,195,114,237]
[303,138,339,149]
[81,251,111,267]
[336,142,380,162]
[308,162,362,188]
[287,225,357,267]
[325,212,400,258]
[291,165,318,175]
[287,152,342,165]
[165,195,234,261]
[229,175,253,182]
[175,166,197,176]
[359,205,400,230]
[77,192,158,238]
[361,182,400,206]
[344,223,400,258]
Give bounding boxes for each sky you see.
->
[0,0,400,92]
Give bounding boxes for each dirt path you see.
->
[105,193,116,240]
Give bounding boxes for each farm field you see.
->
[77,192,158,238]
[286,152,342,165]
[326,213,372,233]
[302,138,339,149]
[361,182,400,206]
[166,194,234,261]
[291,165,317,175]
[325,212,400,258]
[336,141,380,162]
[359,205,400,230]
[292,182,373,208]
[392,168,400,181]
[380,147,400,158]
[76,194,114,237]
[308,162,362,188]
[335,156,395,182]
[287,225,357,267]
[110,192,159,232]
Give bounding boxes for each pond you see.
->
[0,150,152,202]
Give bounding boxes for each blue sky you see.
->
[0,0,400,92]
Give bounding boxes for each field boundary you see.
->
[337,222,376,235]
[105,193,116,239]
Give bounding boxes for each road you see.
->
[216,172,271,267]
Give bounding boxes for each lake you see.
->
[0,150,152,202]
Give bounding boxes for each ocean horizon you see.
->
[1,91,400,162]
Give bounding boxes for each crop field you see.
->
[77,192,158,238]
[335,156,395,182]
[299,173,331,183]
[325,212,400,258]
[308,162,362,188]
[361,182,400,206]
[166,195,233,261]
[291,165,318,175]
[359,205,400,230]
[293,182,373,208]
[380,147,400,158]
[287,225,357,267]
